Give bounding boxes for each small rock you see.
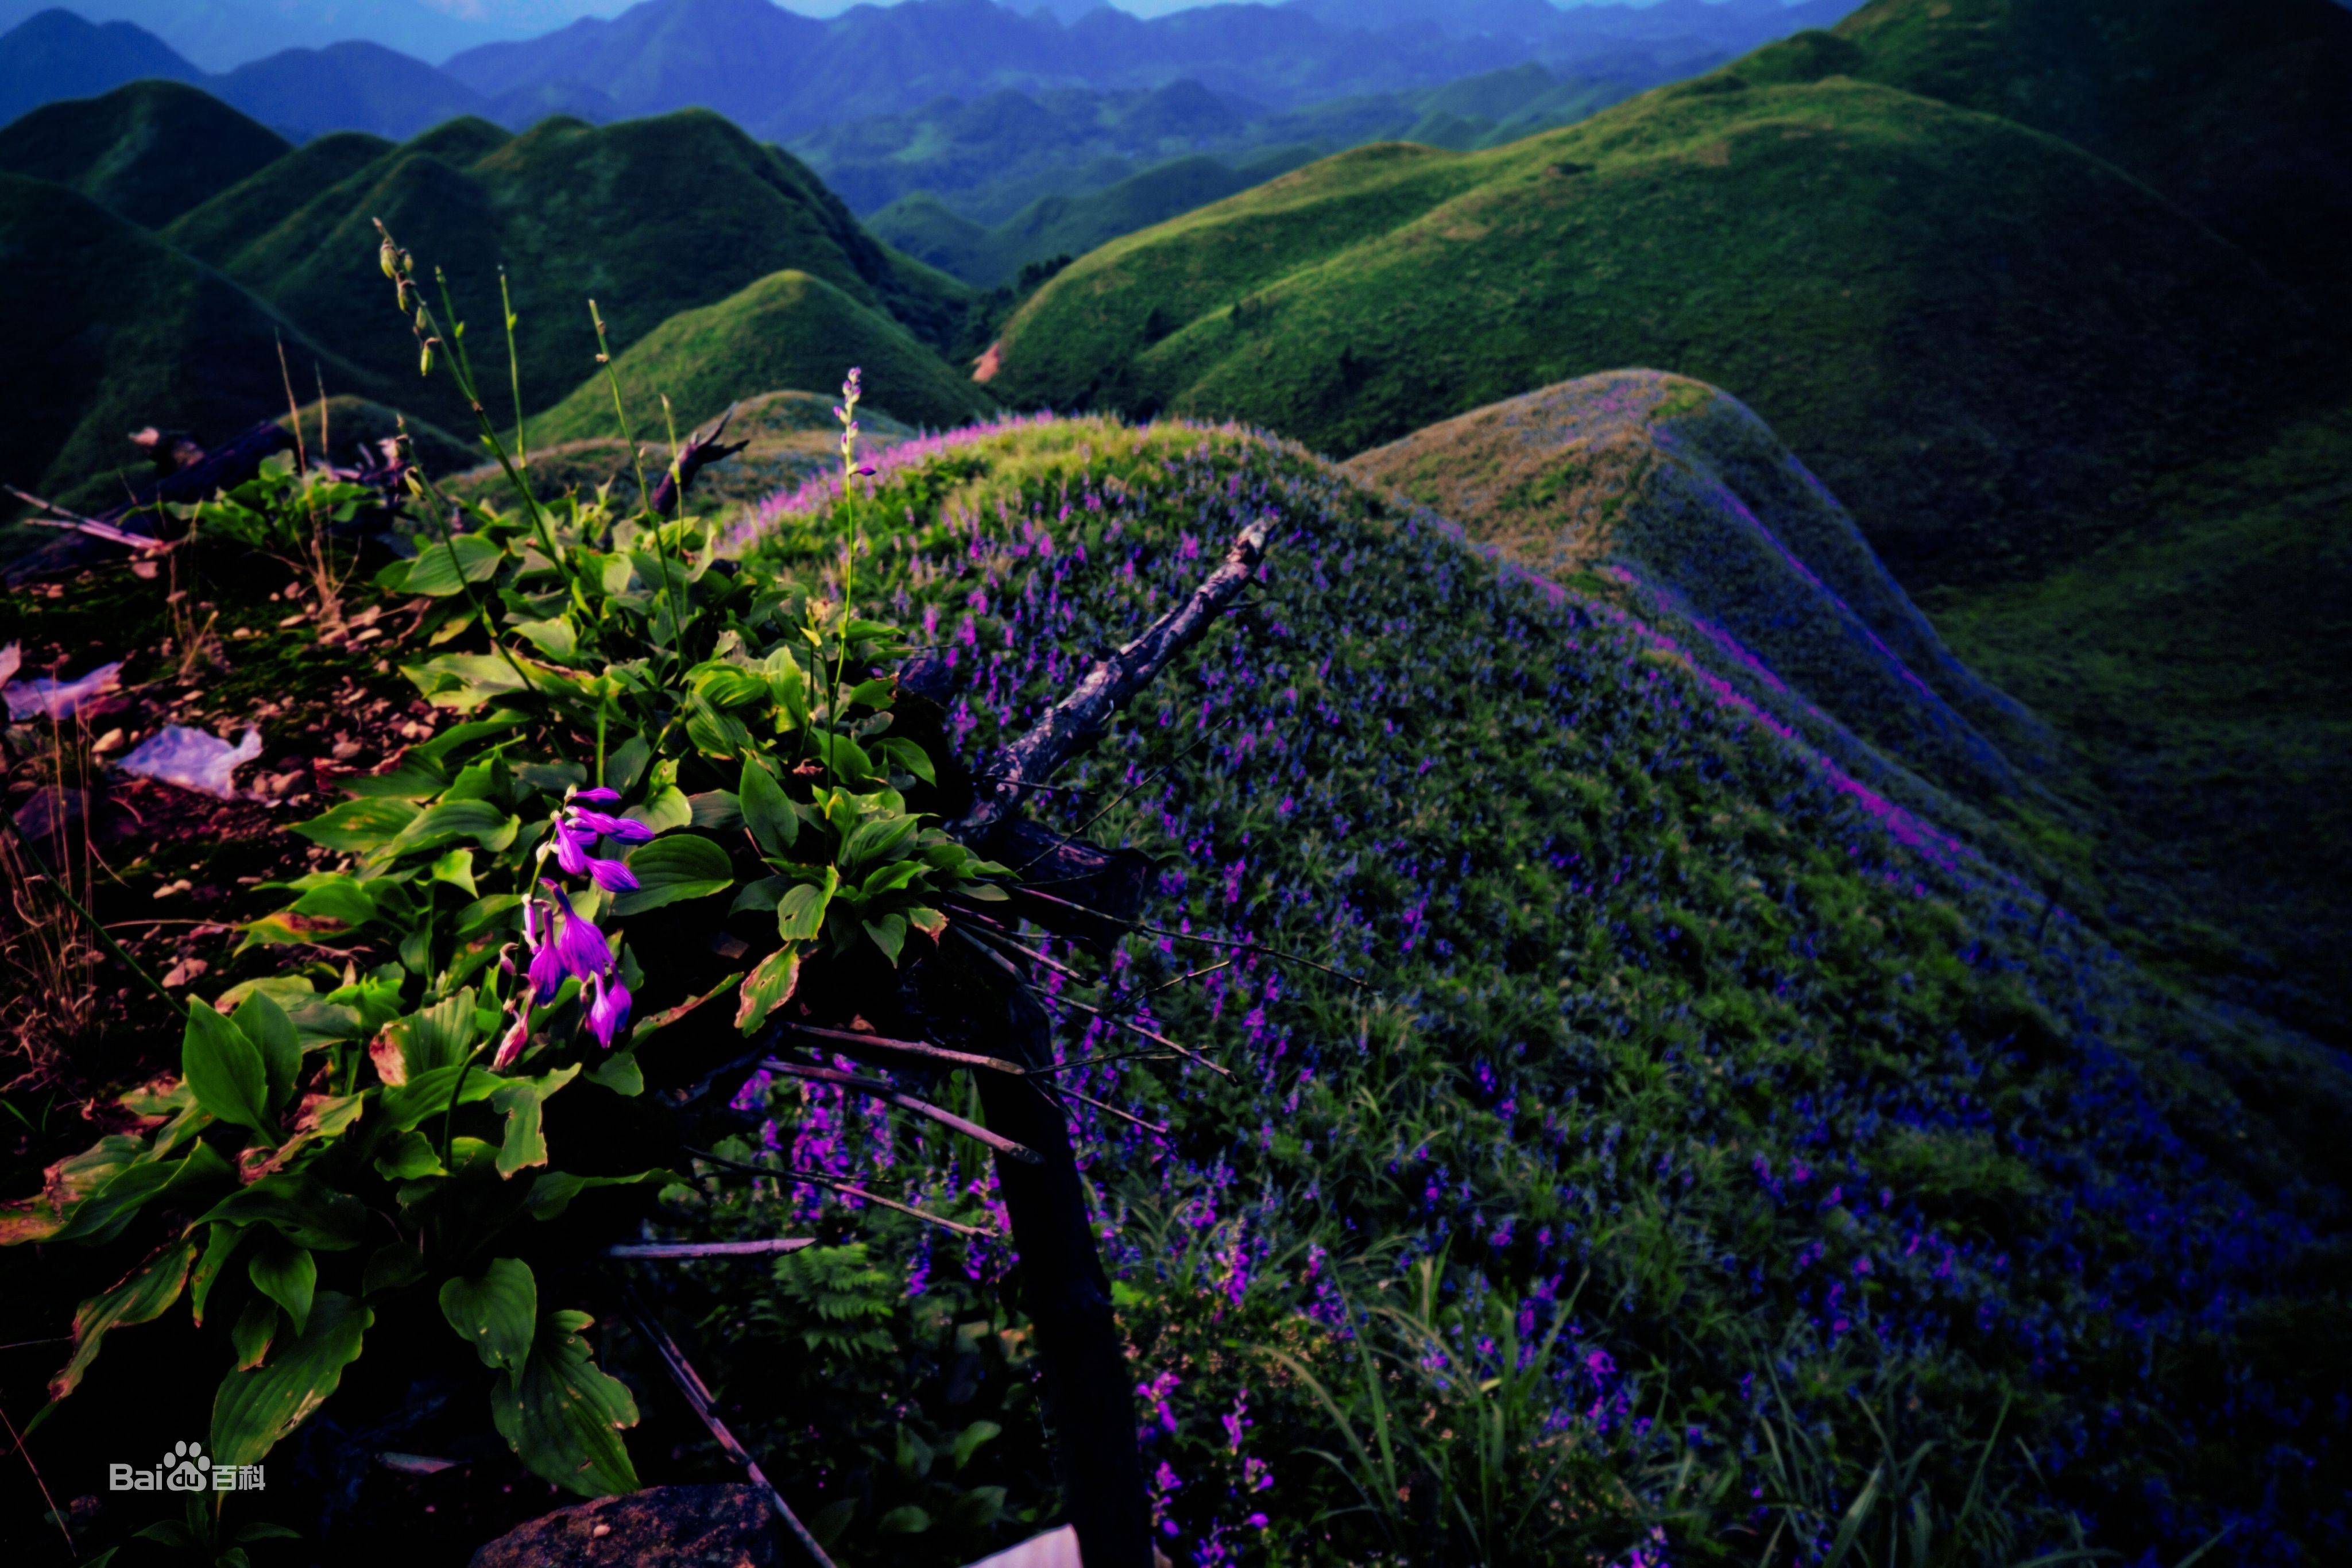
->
[469,1484,782,1568]
[153,878,192,900]
[91,728,125,755]
[161,958,209,988]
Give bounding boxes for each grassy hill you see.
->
[161,109,976,443]
[1824,0,2352,320]
[719,413,2351,1563]
[1345,369,2045,807]
[0,79,285,229]
[989,76,2321,589]
[0,171,389,511]
[158,129,395,260]
[527,269,996,447]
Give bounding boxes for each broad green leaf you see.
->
[585,1051,643,1095]
[609,834,733,917]
[192,1223,248,1325]
[49,1238,198,1399]
[398,533,503,596]
[362,1242,428,1295]
[455,893,524,939]
[951,1419,1002,1471]
[736,945,802,1035]
[371,1129,445,1180]
[602,734,651,792]
[624,784,693,837]
[284,876,378,929]
[198,1173,370,1252]
[411,709,527,765]
[877,737,938,786]
[906,906,947,940]
[763,646,807,723]
[775,868,838,943]
[388,799,521,858]
[428,848,478,896]
[738,757,796,857]
[439,1259,537,1373]
[730,875,788,914]
[687,789,742,831]
[403,652,539,711]
[184,1000,271,1138]
[292,797,420,854]
[819,734,879,785]
[247,1236,316,1336]
[210,1292,373,1467]
[864,912,908,966]
[231,1296,277,1371]
[524,1170,657,1223]
[380,1062,501,1131]
[233,992,302,1117]
[342,755,451,800]
[512,617,577,659]
[842,813,919,872]
[489,1065,579,1177]
[383,990,480,1080]
[490,1310,640,1496]
[52,1140,233,1246]
[0,1135,141,1246]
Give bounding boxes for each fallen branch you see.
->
[607,1238,815,1259]
[953,512,1274,843]
[779,1020,1031,1078]
[684,1145,996,1239]
[1061,1085,1170,1139]
[620,1284,838,1568]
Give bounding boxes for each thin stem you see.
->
[684,1146,995,1238]
[1,813,175,1012]
[590,299,688,668]
[499,268,526,469]
[439,1042,485,1166]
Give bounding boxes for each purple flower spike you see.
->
[586,854,639,893]
[586,971,632,1051]
[552,820,593,876]
[527,936,567,1005]
[572,787,621,804]
[541,881,613,984]
[491,1016,531,1071]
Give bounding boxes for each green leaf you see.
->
[775,868,837,943]
[210,1292,373,1468]
[388,799,521,858]
[51,1141,233,1246]
[198,1173,370,1252]
[246,1235,316,1337]
[231,1296,278,1371]
[439,1258,536,1373]
[192,1223,248,1325]
[624,784,693,837]
[455,893,524,939]
[687,789,742,831]
[842,813,919,872]
[184,1000,272,1138]
[362,1241,428,1295]
[585,1050,643,1095]
[524,1170,657,1223]
[610,835,733,917]
[876,1505,932,1535]
[380,1062,501,1131]
[402,652,539,712]
[602,734,652,792]
[864,913,908,966]
[512,617,577,659]
[877,737,938,786]
[730,875,788,915]
[399,533,503,596]
[292,797,420,855]
[738,757,797,857]
[490,1310,640,1496]
[428,848,479,897]
[763,646,808,725]
[489,1065,579,1177]
[372,1128,444,1180]
[49,1238,197,1400]
[736,946,803,1035]
[283,876,379,929]
[950,1418,1002,1472]
[411,711,528,766]
[342,756,451,800]
[382,991,481,1080]
[233,992,303,1118]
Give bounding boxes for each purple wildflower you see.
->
[541,881,613,985]
[586,971,632,1050]
[490,1015,531,1070]
[572,786,621,804]
[568,806,653,843]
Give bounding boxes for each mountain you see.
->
[0,9,201,127]
[526,268,997,444]
[0,0,602,73]
[161,109,973,441]
[987,73,2321,589]
[442,0,1840,142]
[212,40,498,139]
[0,171,389,505]
[1345,369,2045,805]
[0,78,286,226]
[1821,0,2352,319]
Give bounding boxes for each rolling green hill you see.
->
[989,76,2320,589]
[161,109,976,443]
[1823,0,2352,319]
[527,269,996,447]
[158,129,396,261]
[0,172,389,511]
[0,79,286,229]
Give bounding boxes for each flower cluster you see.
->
[548,785,653,891]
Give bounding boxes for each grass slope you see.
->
[989,76,2322,590]
[722,415,2349,1563]
[0,172,389,513]
[527,269,996,447]
[1346,369,2044,806]
[0,79,286,229]
[1824,0,2352,320]
[163,110,974,443]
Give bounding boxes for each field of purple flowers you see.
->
[631,418,2347,1565]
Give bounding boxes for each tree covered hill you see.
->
[0,76,285,226]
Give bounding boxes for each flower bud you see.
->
[378,239,399,280]
[419,344,435,376]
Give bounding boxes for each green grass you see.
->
[527,269,995,447]
[160,109,976,444]
[0,172,390,518]
[0,79,287,229]
[1828,0,2352,319]
[990,75,2328,591]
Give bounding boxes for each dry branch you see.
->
[649,404,750,517]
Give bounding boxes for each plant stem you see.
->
[0,813,177,1012]
[499,268,527,470]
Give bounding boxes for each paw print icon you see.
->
[164,1440,212,1492]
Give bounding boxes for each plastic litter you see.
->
[3,657,123,721]
[116,725,264,800]
[0,642,18,688]
[961,1529,1080,1568]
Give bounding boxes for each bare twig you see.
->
[779,1021,1031,1078]
[1061,1085,1170,1139]
[954,512,1273,842]
[684,1145,996,1238]
[0,1396,74,1559]
[1012,887,1369,989]
[648,404,749,518]
[760,1058,1042,1164]
[619,1284,838,1568]
[607,1238,814,1259]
